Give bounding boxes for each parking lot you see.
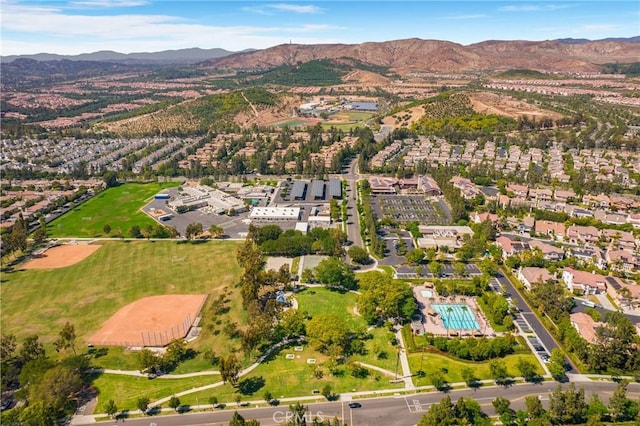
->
[373,195,448,224]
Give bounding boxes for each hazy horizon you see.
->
[1,0,639,56]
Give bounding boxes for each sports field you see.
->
[47,182,179,238]
[1,240,241,352]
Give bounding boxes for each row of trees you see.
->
[256,225,346,257]
[419,382,639,426]
[416,334,518,361]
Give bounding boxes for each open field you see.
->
[20,244,101,269]
[408,352,545,387]
[176,344,405,409]
[295,287,366,330]
[1,241,242,357]
[47,182,180,238]
[91,373,220,412]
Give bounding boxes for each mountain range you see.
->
[206,38,640,73]
[0,47,243,64]
[2,37,638,75]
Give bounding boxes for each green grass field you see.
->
[91,373,220,412]
[408,352,545,387]
[176,344,405,409]
[1,240,242,362]
[295,287,366,330]
[47,182,179,238]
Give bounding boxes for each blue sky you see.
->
[1,1,638,55]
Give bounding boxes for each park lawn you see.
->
[295,287,367,330]
[351,327,399,373]
[1,240,243,368]
[47,182,179,238]
[407,353,545,387]
[91,373,219,412]
[177,346,404,408]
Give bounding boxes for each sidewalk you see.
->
[394,326,415,390]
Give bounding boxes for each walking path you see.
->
[394,326,415,390]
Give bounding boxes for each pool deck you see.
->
[412,285,495,337]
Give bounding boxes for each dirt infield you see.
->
[88,294,208,347]
[21,244,101,269]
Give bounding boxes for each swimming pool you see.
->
[432,304,480,330]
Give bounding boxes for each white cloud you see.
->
[69,0,148,7]
[499,4,571,12]
[242,3,323,15]
[269,4,323,14]
[0,0,339,55]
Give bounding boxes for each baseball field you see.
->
[1,240,242,358]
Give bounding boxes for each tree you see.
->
[104,399,118,419]
[406,248,425,265]
[608,381,634,421]
[18,401,58,426]
[136,396,150,414]
[20,335,45,364]
[429,261,443,277]
[230,411,246,426]
[209,224,224,239]
[53,321,76,355]
[357,271,417,324]
[137,348,161,374]
[32,227,47,246]
[8,215,28,254]
[524,395,546,419]
[489,359,509,384]
[417,395,455,426]
[103,224,111,235]
[129,225,141,238]
[289,402,309,426]
[548,348,566,381]
[348,246,371,265]
[321,384,332,400]
[185,222,204,240]
[314,257,357,290]
[460,367,479,388]
[102,171,119,188]
[169,395,181,412]
[276,309,306,339]
[586,393,608,420]
[29,365,83,410]
[164,338,187,369]
[220,354,242,387]
[306,313,351,356]
[548,383,587,425]
[429,370,447,391]
[492,397,512,416]
[1,333,17,361]
[516,358,538,381]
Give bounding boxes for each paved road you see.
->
[496,272,578,373]
[374,125,394,143]
[572,297,640,323]
[77,381,639,426]
[342,156,364,249]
